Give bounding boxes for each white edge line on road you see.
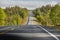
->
[0,27,14,30]
[39,26,59,40]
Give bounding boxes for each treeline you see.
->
[33,4,60,27]
[0,6,28,26]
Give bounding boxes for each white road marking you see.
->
[0,27,11,30]
[0,27,15,30]
[39,26,59,40]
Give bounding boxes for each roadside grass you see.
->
[22,17,28,25]
[45,25,60,30]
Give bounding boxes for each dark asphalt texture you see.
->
[0,25,60,40]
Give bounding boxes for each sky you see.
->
[0,0,60,10]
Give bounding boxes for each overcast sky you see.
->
[0,0,60,10]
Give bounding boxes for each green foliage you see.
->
[33,4,60,26]
[33,5,51,26]
[50,5,60,26]
[0,6,28,26]
[0,8,6,26]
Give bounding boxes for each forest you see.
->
[0,4,60,30]
[32,4,60,29]
[0,6,28,26]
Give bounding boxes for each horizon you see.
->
[0,0,60,10]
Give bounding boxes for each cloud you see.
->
[0,0,60,10]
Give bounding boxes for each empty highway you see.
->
[0,11,60,40]
[0,25,60,40]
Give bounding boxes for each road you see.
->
[27,11,38,25]
[0,25,60,40]
[0,11,60,40]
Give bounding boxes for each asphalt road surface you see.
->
[0,25,60,40]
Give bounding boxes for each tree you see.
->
[50,4,60,26]
[4,6,28,26]
[33,4,52,26]
[0,8,6,26]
